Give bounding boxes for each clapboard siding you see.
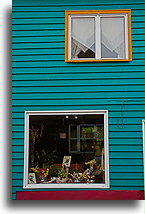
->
[12,158,143,166]
[12,10,145,18]
[12,22,145,30]
[12,172,144,180]
[12,179,144,187]
[12,165,143,173]
[12,41,143,48]
[12,48,145,55]
[12,145,143,153]
[12,124,143,132]
[12,0,145,200]
[12,151,143,159]
[12,66,145,73]
[12,53,145,61]
[12,131,143,139]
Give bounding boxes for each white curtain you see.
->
[71,17,95,58]
[101,17,125,58]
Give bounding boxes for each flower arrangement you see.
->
[80,171,94,181]
[30,168,49,177]
[67,159,97,183]
[85,159,96,168]
[68,170,94,183]
[29,158,103,184]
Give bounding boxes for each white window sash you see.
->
[68,13,128,60]
[95,15,101,59]
[23,110,110,189]
[124,14,129,60]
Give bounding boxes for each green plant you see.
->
[36,150,58,166]
[58,169,66,178]
[49,167,61,177]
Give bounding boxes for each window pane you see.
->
[70,140,78,151]
[71,17,95,59]
[81,126,96,138]
[97,126,104,139]
[26,113,107,185]
[80,139,94,152]
[70,126,77,138]
[101,17,126,59]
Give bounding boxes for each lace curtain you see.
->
[71,17,95,58]
[71,16,125,59]
[101,17,126,59]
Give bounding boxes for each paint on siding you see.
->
[12,0,145,200]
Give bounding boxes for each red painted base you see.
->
[16,190,144,200]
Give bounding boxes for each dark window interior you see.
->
[28,114,105,184]
[78,49,95,58]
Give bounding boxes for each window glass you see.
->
[80,139,94,152]
[101,16,126,59]
[71,17,95,59]
[70,140,78,151]
[81,126,95,138]
[24,112,109,187]
[70,125,77,138]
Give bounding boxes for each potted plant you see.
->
[36,149,58,168]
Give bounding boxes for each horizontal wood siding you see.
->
[12,0,144,199]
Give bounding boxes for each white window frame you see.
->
[65,10,132,62]
[23,110,110,189]
[142,120,145,161]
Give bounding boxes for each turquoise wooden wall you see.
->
[12,0,144,199]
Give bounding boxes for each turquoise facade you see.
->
[12,0,144,199]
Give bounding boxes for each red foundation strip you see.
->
[16,190,144,200]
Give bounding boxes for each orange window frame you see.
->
[65,9,132,62]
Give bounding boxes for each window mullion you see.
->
[95,15,101,59]
[69,16,72,60]
[124,14,128,59]
[69,125,71,153]
[77,125,80,152]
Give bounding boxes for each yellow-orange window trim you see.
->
[65,9,132,62]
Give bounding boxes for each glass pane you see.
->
[94,142,103,158]
[101,16,126,59]
[27,114,106,185]
[80,139,94,152]
[71,17,95,59]
[70,140,78,151]
[70,126,77,138]
[97,126,104,139]
[81,126,96,138]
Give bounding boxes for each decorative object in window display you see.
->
[65,10,132,62]
[62,156,72,168]
[28,173,37,184]
[24,111,109,188]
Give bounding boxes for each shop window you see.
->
[65,10,132,62]
[23,110,109,188]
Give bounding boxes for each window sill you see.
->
[65,58,132,62]
[23,183,110,189]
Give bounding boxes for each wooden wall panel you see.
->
[12,0,145,200]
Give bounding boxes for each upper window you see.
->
[65,10,132,62]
